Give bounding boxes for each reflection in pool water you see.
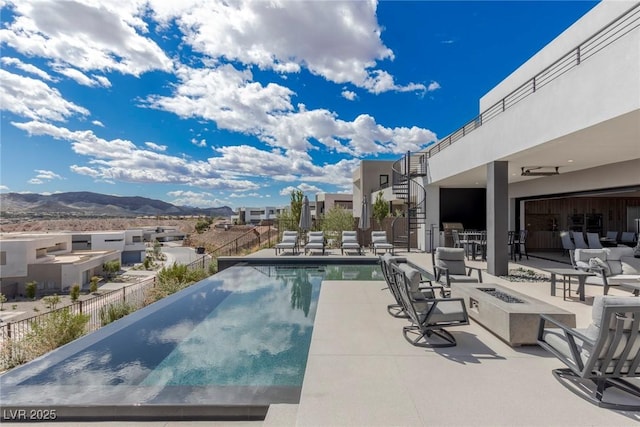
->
[0,263,382,413]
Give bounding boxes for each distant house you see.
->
[0,233,120,297]
[72,229,146,264]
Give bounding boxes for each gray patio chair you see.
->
[571,230,588,249]
[304,231,325,255]
[621,231,638,247]
[538,295,640,410]
[340,230,362,255]
[390,262,469,348]
[606,230,619,241]
[560,231,575,257]
[275,230,298,255]
[586,232,603,249]
[371,230,394,254]
[432,247,483,292]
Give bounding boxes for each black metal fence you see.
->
[0,276,156,345]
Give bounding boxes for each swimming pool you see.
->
[0,263,382,421]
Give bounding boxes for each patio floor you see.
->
[263,247,640,426]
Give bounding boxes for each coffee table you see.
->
[543,268,596,301]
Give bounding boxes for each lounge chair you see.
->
[586,232,603,249]
[304,231,325,255]
[371,230,394,254]
[606,230,619,242]
[571,231,588,249]
[538,295,640,410]
[560,231,575,257]
[275,230,298,255]
[390,262,469,347]
[340,230,362,255]
[621,231,638,247]
[432,247,483,292]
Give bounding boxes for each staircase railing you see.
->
[391,152,428,251]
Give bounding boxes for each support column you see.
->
[487,161,509,276]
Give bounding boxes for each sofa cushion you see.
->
[620,256,640,275]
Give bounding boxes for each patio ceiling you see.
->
[432,108,640,189]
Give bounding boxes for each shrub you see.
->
[25,281,37,300]
[143,256,152,270]
[321,207,355,247]
[372,191,389,230]
[42,294,61,310]
[145,263,207,304]
[100,301,136,326]
[70,284,81,302]
[0,293,6,311]
[102,260,121,279]
[1,308,91,369]
[90,276,100,293]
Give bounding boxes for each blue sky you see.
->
[0,0,598,209]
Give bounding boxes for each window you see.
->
[104,239,124,242]
[380,174,389,187]
[0,251,5,265]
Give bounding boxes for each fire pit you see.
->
[478,288,524,303]
[451,283,575,346]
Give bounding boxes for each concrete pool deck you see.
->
[4,248,640,426]
[264,249,640,426]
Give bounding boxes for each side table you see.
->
[543,268,596,301]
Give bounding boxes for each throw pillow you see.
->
[589,257,610,276]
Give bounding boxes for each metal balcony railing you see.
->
[425,3,640,159]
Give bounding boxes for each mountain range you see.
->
[0,192,235,218]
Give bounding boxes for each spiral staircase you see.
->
[391,151,427,251]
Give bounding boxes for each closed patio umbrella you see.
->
[359,195,371,230]
[299,195,312,235]
[358,195,371,247]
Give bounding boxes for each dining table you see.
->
[459,230,486,260]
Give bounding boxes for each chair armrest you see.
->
[466,266,483,282]
[432,265,451,287]
[538,314,595,349]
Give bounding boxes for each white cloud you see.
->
[167,190,227,208]
[0,69,89,121]
[13,120,260,191]
[92,120,104,127]
[147,65,436,158]
[427,81,441,91]
[341,90,357,101]
[191,138,207,147]
[279,184,323,197]
[0,185,9,191]
[1,57,55,81]
[28,169,63,184]
[148,0,422,94]
[1,0,173,76]
[145,141,167,152]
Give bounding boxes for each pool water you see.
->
[0,263,382,420]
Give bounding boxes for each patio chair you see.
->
[517,229,529,260]
[560,231,575,257]
[606,231,619,242]
[340,230,362,255]
[586,232,603,249]
[571,231,588,249]
[275,230,298,255]
[371,230,394,254]
[304,231,325,255]
[379,254,441,318]
[433,247,483,292]
[538,295,640,410]
[390,262,469,347]
[621,232,638,247]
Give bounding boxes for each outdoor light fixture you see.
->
[521,166,560,176]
